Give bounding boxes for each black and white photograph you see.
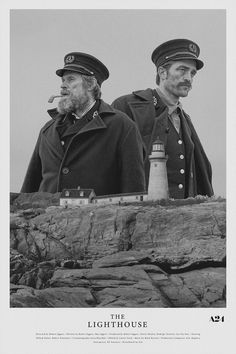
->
[1,1,235,354]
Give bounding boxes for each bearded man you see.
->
[112,39,214,199]
[21,52,145,195]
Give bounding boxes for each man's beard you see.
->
[57,93,90,115]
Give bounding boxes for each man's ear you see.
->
[87,77,97,92]
[158,66,168,80]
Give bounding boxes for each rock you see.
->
[44,266,167,308]
[49,269,91,288]
[11,192,61,211]
[9,193,226,307]
[92,251,140,268]
[10,249,60,289]
[47,265,225,308]
[149,267,226,308]
[176,268,226,307]
[10,201,225,270]
[10,249,36,283]
[10,192,20,204]
[130,202,226,270]
[10,285,96,307]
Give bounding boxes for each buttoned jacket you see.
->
[112,88,213,197]
[21,100,145,195]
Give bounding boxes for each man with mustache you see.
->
[21,52,145,195]
[112,39,214,199]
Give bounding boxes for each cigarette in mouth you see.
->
[48,95,63,103]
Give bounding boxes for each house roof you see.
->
[61,189,95,198]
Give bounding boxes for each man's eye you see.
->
[64,77,75,83]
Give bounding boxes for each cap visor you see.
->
[56,68,64,77]
[159,56,204,70]
[56,66,94,77]
[195,58,204,70]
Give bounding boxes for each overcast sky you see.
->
[10,9,226,196]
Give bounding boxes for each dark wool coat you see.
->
[112,88,213,198]
[21,100,146,195]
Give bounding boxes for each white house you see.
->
[93,192,148,205]
[60,188,95,207]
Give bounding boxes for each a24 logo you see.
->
[210,315,224,322]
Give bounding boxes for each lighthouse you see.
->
[148,138,169,200]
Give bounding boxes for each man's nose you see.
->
[183,71,192,82]
[61,81,68,89]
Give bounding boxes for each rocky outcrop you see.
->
[10,193,226,308]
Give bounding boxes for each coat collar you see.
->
[132,88,154,101]
[78,100,117,134]
[132,88,167,113]
[46,99,117,135]
[97,99,117,116]
[42,100,117,159]
[47,99,116,120]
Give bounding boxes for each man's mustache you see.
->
[60,90,70,96]
[178,82,192,88]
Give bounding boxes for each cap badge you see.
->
[189,43,197,54]
[65,55,75,64]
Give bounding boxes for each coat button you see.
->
[179,154,184,159]
[178,139,183,144]
[180,169,185,174]
[178,184,184,189]
[62,167,69,174]
[61,140,65,146]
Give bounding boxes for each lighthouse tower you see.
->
[148,139,169,200]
